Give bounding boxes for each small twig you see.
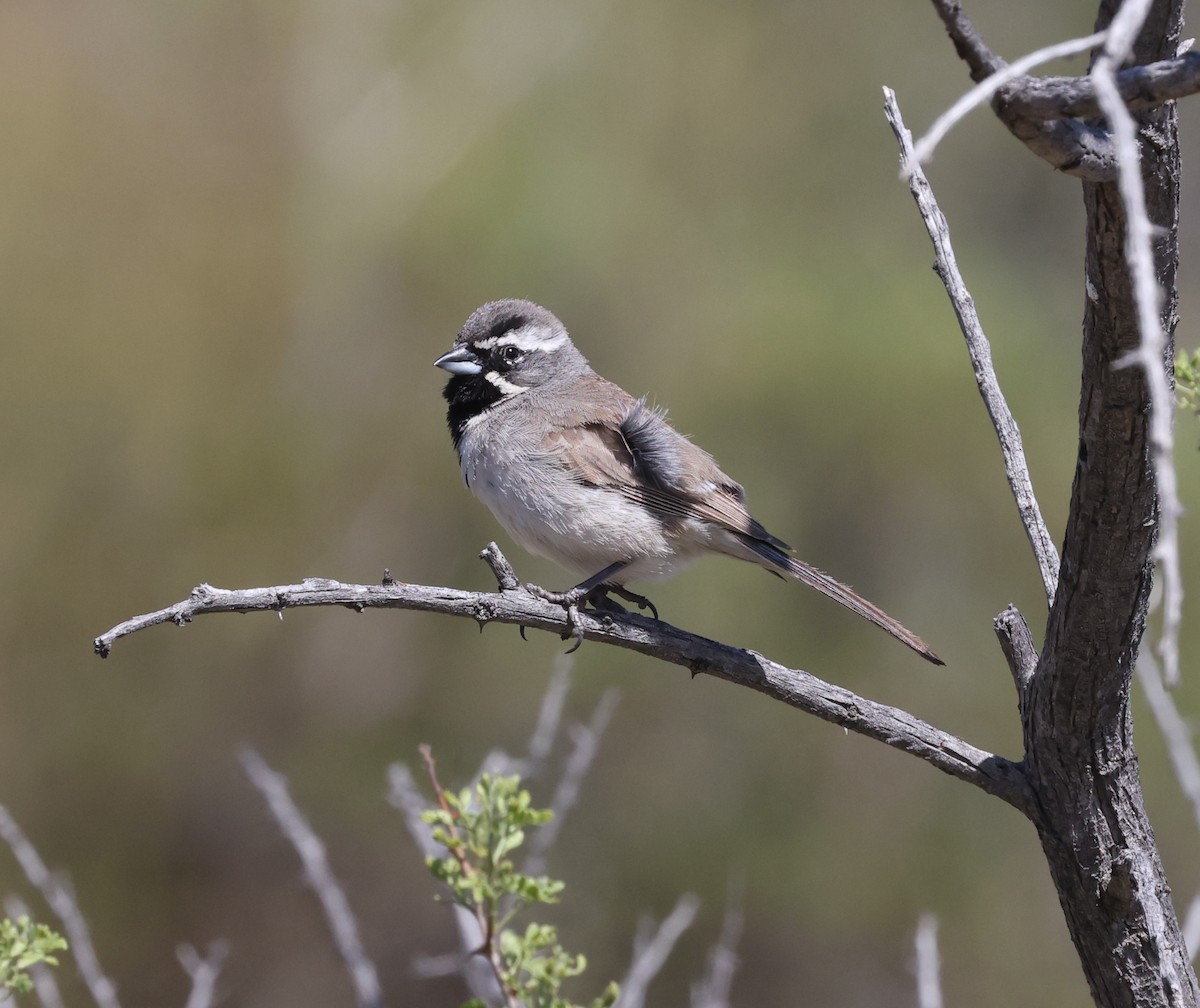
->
[912,30,1107,166]
[1136,654,1200,830]
[177,942,229,1008]
[521,689,619,877]
[418,746,517,1007]
[2,895,65,1008]
[1183,892,1200,963]
[394,667,612,1002]
[480,542,520,591]
[238,749,384,1008]
[689,890,743,1008]
[1093,0,1184,685]
[387,763,490,988]
[618,894,701,1008]
[885,87,1060,605]
[0,807,120,1008]
[914,914,944,1008]
[386,764,431,845]
[929,0,1004,79]
[524,655,574,768]
[993,605,1038,711]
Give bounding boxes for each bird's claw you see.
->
[523,579,658,652]
[561,602,585,654]
[608,586,659,621]
[525,583,590,652]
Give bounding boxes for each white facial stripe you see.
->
[474,325,566,353]
[485,371,528,396]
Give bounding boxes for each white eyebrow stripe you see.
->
[474,326,566,353]
[484,371,529,396]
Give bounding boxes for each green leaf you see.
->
[495,827,525,859]
[0,917,67,994]
[419,761,617,1008]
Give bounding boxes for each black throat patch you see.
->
[443,372,505,450]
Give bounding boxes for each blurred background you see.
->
[3,0,1200,1004]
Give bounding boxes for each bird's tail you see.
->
[742,540,944,665]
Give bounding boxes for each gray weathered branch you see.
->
[178,942,229,1008]
[239,749,383,1008]
[923,0,1197,1004]
[886,87,1060,604]
[95,547,1033,816]
[0,807,120,1008]
[928,0,1120,178]
[619,895,701,1008]
[928,0,1200,180]
[998,50,1200,120]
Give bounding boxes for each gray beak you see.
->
[434,345,483,376]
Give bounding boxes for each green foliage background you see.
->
[3,0,1200,1004]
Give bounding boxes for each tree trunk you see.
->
[1023,1,1194,1004]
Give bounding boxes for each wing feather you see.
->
[542,394,790,550]
[536,378,942,664]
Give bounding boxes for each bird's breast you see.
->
[455,412,683,579]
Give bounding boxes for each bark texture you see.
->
[1022,1,1194,1004]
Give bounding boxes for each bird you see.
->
[434,298,942,664]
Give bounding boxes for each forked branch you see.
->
[927,0,1200,179]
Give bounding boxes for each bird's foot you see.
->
[605,585,659,621]
[524,583,593,653]
[524,580,660,652]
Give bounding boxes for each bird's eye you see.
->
[500,346,521,365]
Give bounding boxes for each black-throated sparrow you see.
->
[435,299,942,664]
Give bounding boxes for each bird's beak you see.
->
[434,346,483,376]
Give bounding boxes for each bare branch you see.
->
[0,807,120,1008]
[238,749,384,1008]
[1142,647,1200,969]
[618,894,701,1008]
[97,554,1034,814]
[1092,0,1184,686]
[915,32,1200,170]
[525,656,574,766]
[885,88,1060,605]
[927,0,1115,176]
[929,0,1005,80]
[387,763,499,996]
[386,763,433,850]
[2,896,65,1008]
[177,942,229,1008]
[1184,892,1200,963]
[998,50,1200,121]
[522,688,619,877]
[689,891,743,1008]
[914,914,944,1008]
[1137,654,1200,831]
[912,30,1107,166]
[480,542,520,591]
[993,605,1038,711]
[392,668,613,1002]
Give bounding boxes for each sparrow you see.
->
[434,298,942,664]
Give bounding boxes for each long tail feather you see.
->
[743,540,943,665]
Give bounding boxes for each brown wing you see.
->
[537,378,944,664]
[539,378,788,549]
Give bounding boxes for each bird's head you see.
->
[434,299,589,409]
